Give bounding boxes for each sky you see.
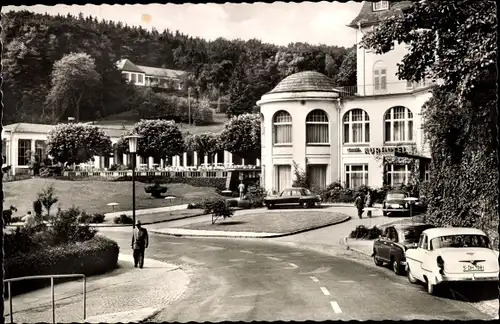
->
[3,2,362,48]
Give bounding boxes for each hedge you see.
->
[54,175,227,191]
[4,235,119,297]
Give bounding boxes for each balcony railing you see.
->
[335,80,435,97]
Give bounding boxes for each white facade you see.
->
[258,2,433,194]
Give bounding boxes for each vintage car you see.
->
[382,190,426,216]
[372,223,434,275]
[263,187,321,209]
[405,227,499,295]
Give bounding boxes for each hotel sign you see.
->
[346,148,362,153]
[365,147,408,155]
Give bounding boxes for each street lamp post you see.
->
[188,87,192,128]
[126,134,143,229]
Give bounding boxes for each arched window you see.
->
[384,106,414,142]
[260,113,265,136]
[273,111,292,144]
[343,109,370,144]
[306,110,329,144]
[373,61,387,92]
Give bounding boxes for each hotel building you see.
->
[258,1,433,193]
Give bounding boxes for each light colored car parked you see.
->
[405,227,499,295]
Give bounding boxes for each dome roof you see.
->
[268,71,338,94]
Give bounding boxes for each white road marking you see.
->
[167,242,184,245]
[229,259,244,262]
[288,263,299,268]
[338,280,355,283]
[247,260,257,263]
[310,276,320,282]
[202,245,225,251]
[266,256,281,261]
[330,301,342,314]
[320,287,331,296]
[240,250,254,254]
[301,266,331,275]
[368,274,377,276]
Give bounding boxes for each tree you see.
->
[47,123,113,165]
[361,0,497,228]
[120,119,185,160]
[219,113,261,160]
[45,52,101,122]
[184,132,220,159]
[335,46,357,86]
[37,185,59,218]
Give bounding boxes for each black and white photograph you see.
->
[1,0,498,322]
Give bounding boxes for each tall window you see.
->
[137,74,144,84]
[308,165,328,190]
[374,68,387,91]
[35,140,47,163]
[345,164,368,189]
[273,111,292,144]
[18,139,31,166]
[306,110,329,144]
[373,1,389,11]
[275,165,291,193]
[343,109,370,143]
[386,164,411,186]
[2,140,7,165]
[384,106,414,142]
[424,163,430,182]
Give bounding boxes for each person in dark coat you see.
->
[131,220,149,268]
[354,194,364,219]
[364,191,373,218]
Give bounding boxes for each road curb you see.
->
[90,212,207,227]
[150,215,351,239]
[342,236,373,258]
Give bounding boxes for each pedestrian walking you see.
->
[131,220,149,269]
[365,191,373,218]
[238,181,246,199]
[354,194,364,219]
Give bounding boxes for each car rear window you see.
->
[303,189,312,195]
[401,226,432,243]
[387,193,406,200]
[430,234,490,250]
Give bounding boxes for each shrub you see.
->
[192,106,214,125]
[113,175,227,190]
[39,166,63,177]
[108,164,121,171]
[292,161,309,189]
[144,182,168,198]
[206,198,234,218]
[246,186,267,208]
[114,214,133,224]
[50,207,97,244]
[91,213,106,223]
[187,202,203,209]
[77,212,105,224]
[5,235,119,297]
[349,225,383,240]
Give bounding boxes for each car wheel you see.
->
[373,253,384,266]
[392,259,401,275]
[407,265,418,284]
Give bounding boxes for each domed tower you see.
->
[257,71,342,193]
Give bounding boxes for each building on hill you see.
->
[116,59,189,91]
[257,0,433,193]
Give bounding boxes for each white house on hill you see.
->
[116,59,188,90]
[258,0,433,193]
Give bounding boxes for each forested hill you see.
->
[1,10,357,124]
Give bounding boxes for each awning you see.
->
[394,152,431,162]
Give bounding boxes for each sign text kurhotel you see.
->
[365,147,408,155]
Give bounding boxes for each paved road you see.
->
[100,229,489,321]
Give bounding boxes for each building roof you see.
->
[423,227,487,239]
[3,122,133,139]
[135,65,187,79]
[347,1,413,28]
[116,59,144,73]
[268,71,339,94]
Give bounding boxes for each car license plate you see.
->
[463,264,484,272]
[391,204,400,208]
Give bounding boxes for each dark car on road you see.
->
[382,189,426,216]
[264,188,321,209]
[372,223,434,275]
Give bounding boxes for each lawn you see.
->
[3,178,222,216]
[177,211,350,234]
[101,208,206,225]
